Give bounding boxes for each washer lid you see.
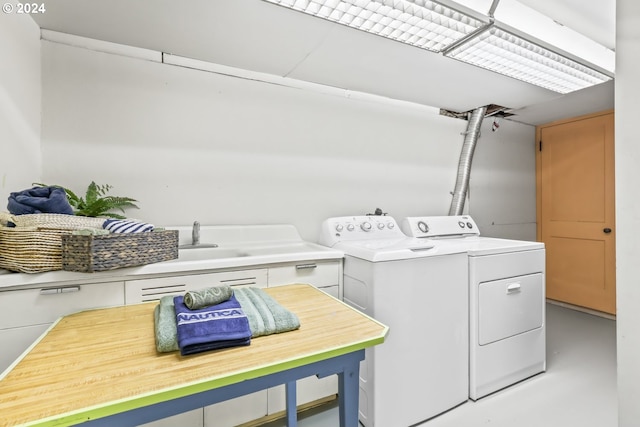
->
[333,237,469,262]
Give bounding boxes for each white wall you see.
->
[471,118,537,240]
[40,39,537,242]
[0,13,41,206]
[616,0,640,424]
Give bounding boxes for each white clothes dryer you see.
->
[401,215,546,400]
[319,215,469,427]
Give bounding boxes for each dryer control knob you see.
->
[361,222,373,232]
[347,224,355,231]
[458,221,466,228]
[417,221,429,233]
[387,222,395,229]
[335,224,344,232]
[377,223,385,230]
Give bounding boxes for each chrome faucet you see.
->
[192,221,200,246]
[178,221,218,249]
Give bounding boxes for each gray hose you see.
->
[448,106,487,216]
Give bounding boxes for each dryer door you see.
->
[478,273,544,345]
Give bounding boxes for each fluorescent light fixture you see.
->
[263,0,486,52]
[444,27,612,94]
[262,0,613,94]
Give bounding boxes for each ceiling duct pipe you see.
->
[448,105,487,216]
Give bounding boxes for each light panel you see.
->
[262,0,613,94]
[445,27,612,94]
[263,0,485,52]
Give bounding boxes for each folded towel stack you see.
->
[153,286,301,355]
[103,218,154,233]
[174,293,252,356]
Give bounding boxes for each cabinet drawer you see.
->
[268,261,340,289]
[125,269,268,304]
[0,282,125,329]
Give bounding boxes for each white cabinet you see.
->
[268,260,342,298]
[0,282,125,373]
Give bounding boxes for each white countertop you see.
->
[0,224,344,291]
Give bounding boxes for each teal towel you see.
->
[234,287,300,338]
[153,287,300,353]
[183,285,233,310]
[154,295,179,353]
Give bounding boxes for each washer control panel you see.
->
[319,215,404,247]
[402,215,480,238]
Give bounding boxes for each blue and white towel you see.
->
[173,293,252,356]
[103,218,154,233]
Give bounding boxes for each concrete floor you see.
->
[264,302,617,427]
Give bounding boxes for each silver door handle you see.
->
[40,286,81,295]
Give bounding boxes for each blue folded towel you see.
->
[7,186,74,216]
[174,293,251,356]
[103,218,154,233]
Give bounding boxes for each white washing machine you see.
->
[402,215,546,400]
[319,215,469,427]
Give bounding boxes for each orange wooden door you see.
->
[536,111,615,314]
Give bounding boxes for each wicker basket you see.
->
[0,226,72,273]
[61,230,179,272]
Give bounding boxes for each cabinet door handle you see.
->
[603,228,612,234]
[40,286,81,295]
[295,263,317,270]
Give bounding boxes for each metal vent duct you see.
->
[448,105,487,216]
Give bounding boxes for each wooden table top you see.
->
[0,284,387,427]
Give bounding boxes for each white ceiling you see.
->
[29,0,616,126]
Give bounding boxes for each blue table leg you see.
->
[286,380,298,427]
[338,358,361,427]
